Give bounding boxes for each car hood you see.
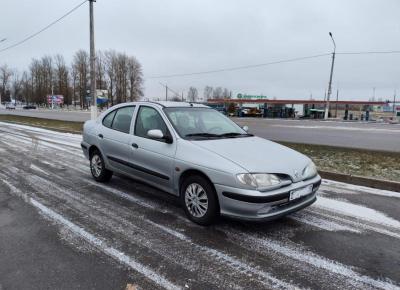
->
[192,136,311,181]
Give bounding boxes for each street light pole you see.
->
[0,38,5,107]
[89,0,97,120]
[324,32,336,120]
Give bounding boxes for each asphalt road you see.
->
[0,122,399,289]
[1,108,399,152]
[233,117,400,152]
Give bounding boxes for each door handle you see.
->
[98,134,103,139]
[131,143,139,149]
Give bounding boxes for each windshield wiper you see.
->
[185,132,254,139]
[185,133,220,138]
[217,132,254,137]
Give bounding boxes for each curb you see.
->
[319,170,400,192]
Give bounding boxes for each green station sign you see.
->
[236,93,268,99]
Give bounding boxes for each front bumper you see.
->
[214,175,321,221]
[81,141,90,159]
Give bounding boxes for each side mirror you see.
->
[147,129,173,144]
[147,129,164,139]
[242,125,249,132]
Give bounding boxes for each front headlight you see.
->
[303,162,317,180]
[236,173,281,189]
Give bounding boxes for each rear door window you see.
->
[111,106,135,133]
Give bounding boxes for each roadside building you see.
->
[207,97,387,120]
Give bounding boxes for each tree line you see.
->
[166,86,232,102]
[0,50,144,108]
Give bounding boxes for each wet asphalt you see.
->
[0,122,399,290]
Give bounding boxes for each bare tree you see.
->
[127,56,144,102]
[222,88,230,99]
[54,55,69,106]
[213,86,223,99]
[72,50,89,108]
[105,50,117,106]
[96,50,107,90]
[20,71,32,104]
[2,49,144,107]
[11,70,23,103]
[187,87,198,102]
[0,64,12,102]
[204,86,213,100]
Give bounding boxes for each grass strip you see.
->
[0,114,83,133]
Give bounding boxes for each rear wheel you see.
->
[90,150,113,182]
[180,175,219,225]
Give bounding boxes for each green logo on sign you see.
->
[236,93,268,99]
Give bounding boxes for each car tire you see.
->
[90,150,113,182]
[180,175,219,225]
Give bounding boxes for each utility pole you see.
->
[393,90,397,117]
[335,89,339,118]
[165,85,168,101]
[89,0,97,120]
[324,32,336,120]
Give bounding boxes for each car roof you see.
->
[119,101,209,108]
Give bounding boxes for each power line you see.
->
[0,0,88,53]
[337,50,400,55]
[146,53,332,79]
[146,49,400,79]
[159,82,181,97]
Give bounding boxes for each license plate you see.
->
[289,185,313,201]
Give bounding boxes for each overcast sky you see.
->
[1,0,400,101]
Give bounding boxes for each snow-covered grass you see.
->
[281,142,400,183]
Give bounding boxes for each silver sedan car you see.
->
[81,101,321,225]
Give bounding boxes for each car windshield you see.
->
[164,107,251,139]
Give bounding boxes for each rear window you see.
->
[111,106,135,133]
[102,106,135,134]
[102,110,116,128]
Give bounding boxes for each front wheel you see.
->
[90,150,113,182]
[180,175,219,225]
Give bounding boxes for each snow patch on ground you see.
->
[315,196,400,228]
[322,179,400,198]
[291,213,361,233]
[30,164,49,175]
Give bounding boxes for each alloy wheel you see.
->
[91,154,102,177]
[185,183,209,218]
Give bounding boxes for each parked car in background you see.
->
[5,103,16,110]
[23,105,37,110]
[81,101,321,225]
